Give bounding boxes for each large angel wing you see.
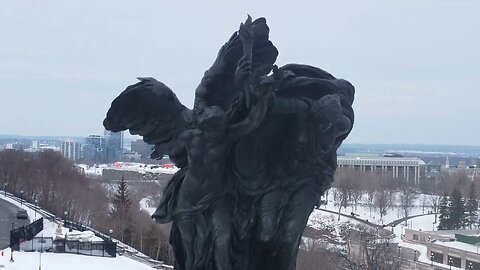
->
[103,77,193,159]
[193,17,279,114]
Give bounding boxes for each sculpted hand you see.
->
[312,95,343,129]
[235,55,252,86]
[239,15,253,45]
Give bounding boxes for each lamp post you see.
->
[34,199,38,219]
[20,190,23,206]
[448,257,453,270]
[109,229,113,240]
[10,223,14,262]
[64,211,68,229]
[10,246,14,262]
[430,251,434,266]
[397,246,401,257]
[468,261,474,269]
[4,183,6,197]
[414,250,417,262]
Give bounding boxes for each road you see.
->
[0,197,30,249]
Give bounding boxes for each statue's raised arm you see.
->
[193,17,278,115]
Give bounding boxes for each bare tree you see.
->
[350,172,366,212]
[365,173,379,217]
[374,190,391,222]
[427,194,441,223]
[296,240,342,270]
[398,181,418,225]
[342,225,403,270]
[333,169,355,220]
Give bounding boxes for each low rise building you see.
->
[337,154,426,184]
[405,228,480,269]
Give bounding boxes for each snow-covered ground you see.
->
[317,189,438,226]
[77,162,178,177]
[140,198,157,216]
[305,188,443,267]
[0,249,155,270]
[0,194,161,270]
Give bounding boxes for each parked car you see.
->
[16,210,28,219]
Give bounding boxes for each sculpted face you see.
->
[197,106,227,138]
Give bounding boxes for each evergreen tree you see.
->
[111,175,133,243]
[449,187,467,230]
[466,182,478,229]
[437,192,450,230]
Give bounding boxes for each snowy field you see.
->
[318,189,438,226]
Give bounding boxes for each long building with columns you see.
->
[337,155,426,184]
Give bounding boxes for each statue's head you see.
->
[197,106,227,138]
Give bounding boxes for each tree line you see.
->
[437,183,478,230]
[0,149,174,264]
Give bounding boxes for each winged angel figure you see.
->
[104,16,354,270]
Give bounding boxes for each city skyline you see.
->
[1,1,479,145]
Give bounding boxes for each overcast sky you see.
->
[1,1,479,145]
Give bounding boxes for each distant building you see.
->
[123,151,141,161]
[427,160,442,173]
[131,139,152,159]
[104,130,124,163]
[60,140,81,162]
[82,135,106,163]
[31,141,39,150]
[337,154,426,184]
[405,229,480,269]
[5,142,24,151]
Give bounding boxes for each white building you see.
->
[60,140,81,162]
[337,155,426,184]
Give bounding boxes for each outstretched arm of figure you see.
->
[227,91,270,141]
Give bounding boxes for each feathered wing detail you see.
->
[193,17,279,114]
[103,77,193,161]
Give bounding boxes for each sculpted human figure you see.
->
[174,90,271,269]
[103,16,355,270]
[227,67,354,269]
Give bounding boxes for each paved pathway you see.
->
[0,196,30,249]
[315,207,437,229]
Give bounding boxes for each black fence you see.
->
[18,236,116,257]
[62,219,117,257]
[57,239,116,257]
[11,217,116,258]
[20,236,54,252]
[10,217,43,249]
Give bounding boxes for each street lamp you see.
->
[430,251,434,266]
[10,223,14,262]
[34,199,38,219]
[109,229,113,240]
[397,246,401,257]
[20,190,23,206]
[64,211,68,229]
[468,261,474,269]
[448,257,453,270]
[3,183,6,197]
[414,250,417,262]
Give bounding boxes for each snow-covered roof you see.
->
[337,156,426,166]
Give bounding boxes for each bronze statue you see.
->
[104,15,354,270]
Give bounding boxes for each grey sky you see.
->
[1,1,479,145]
